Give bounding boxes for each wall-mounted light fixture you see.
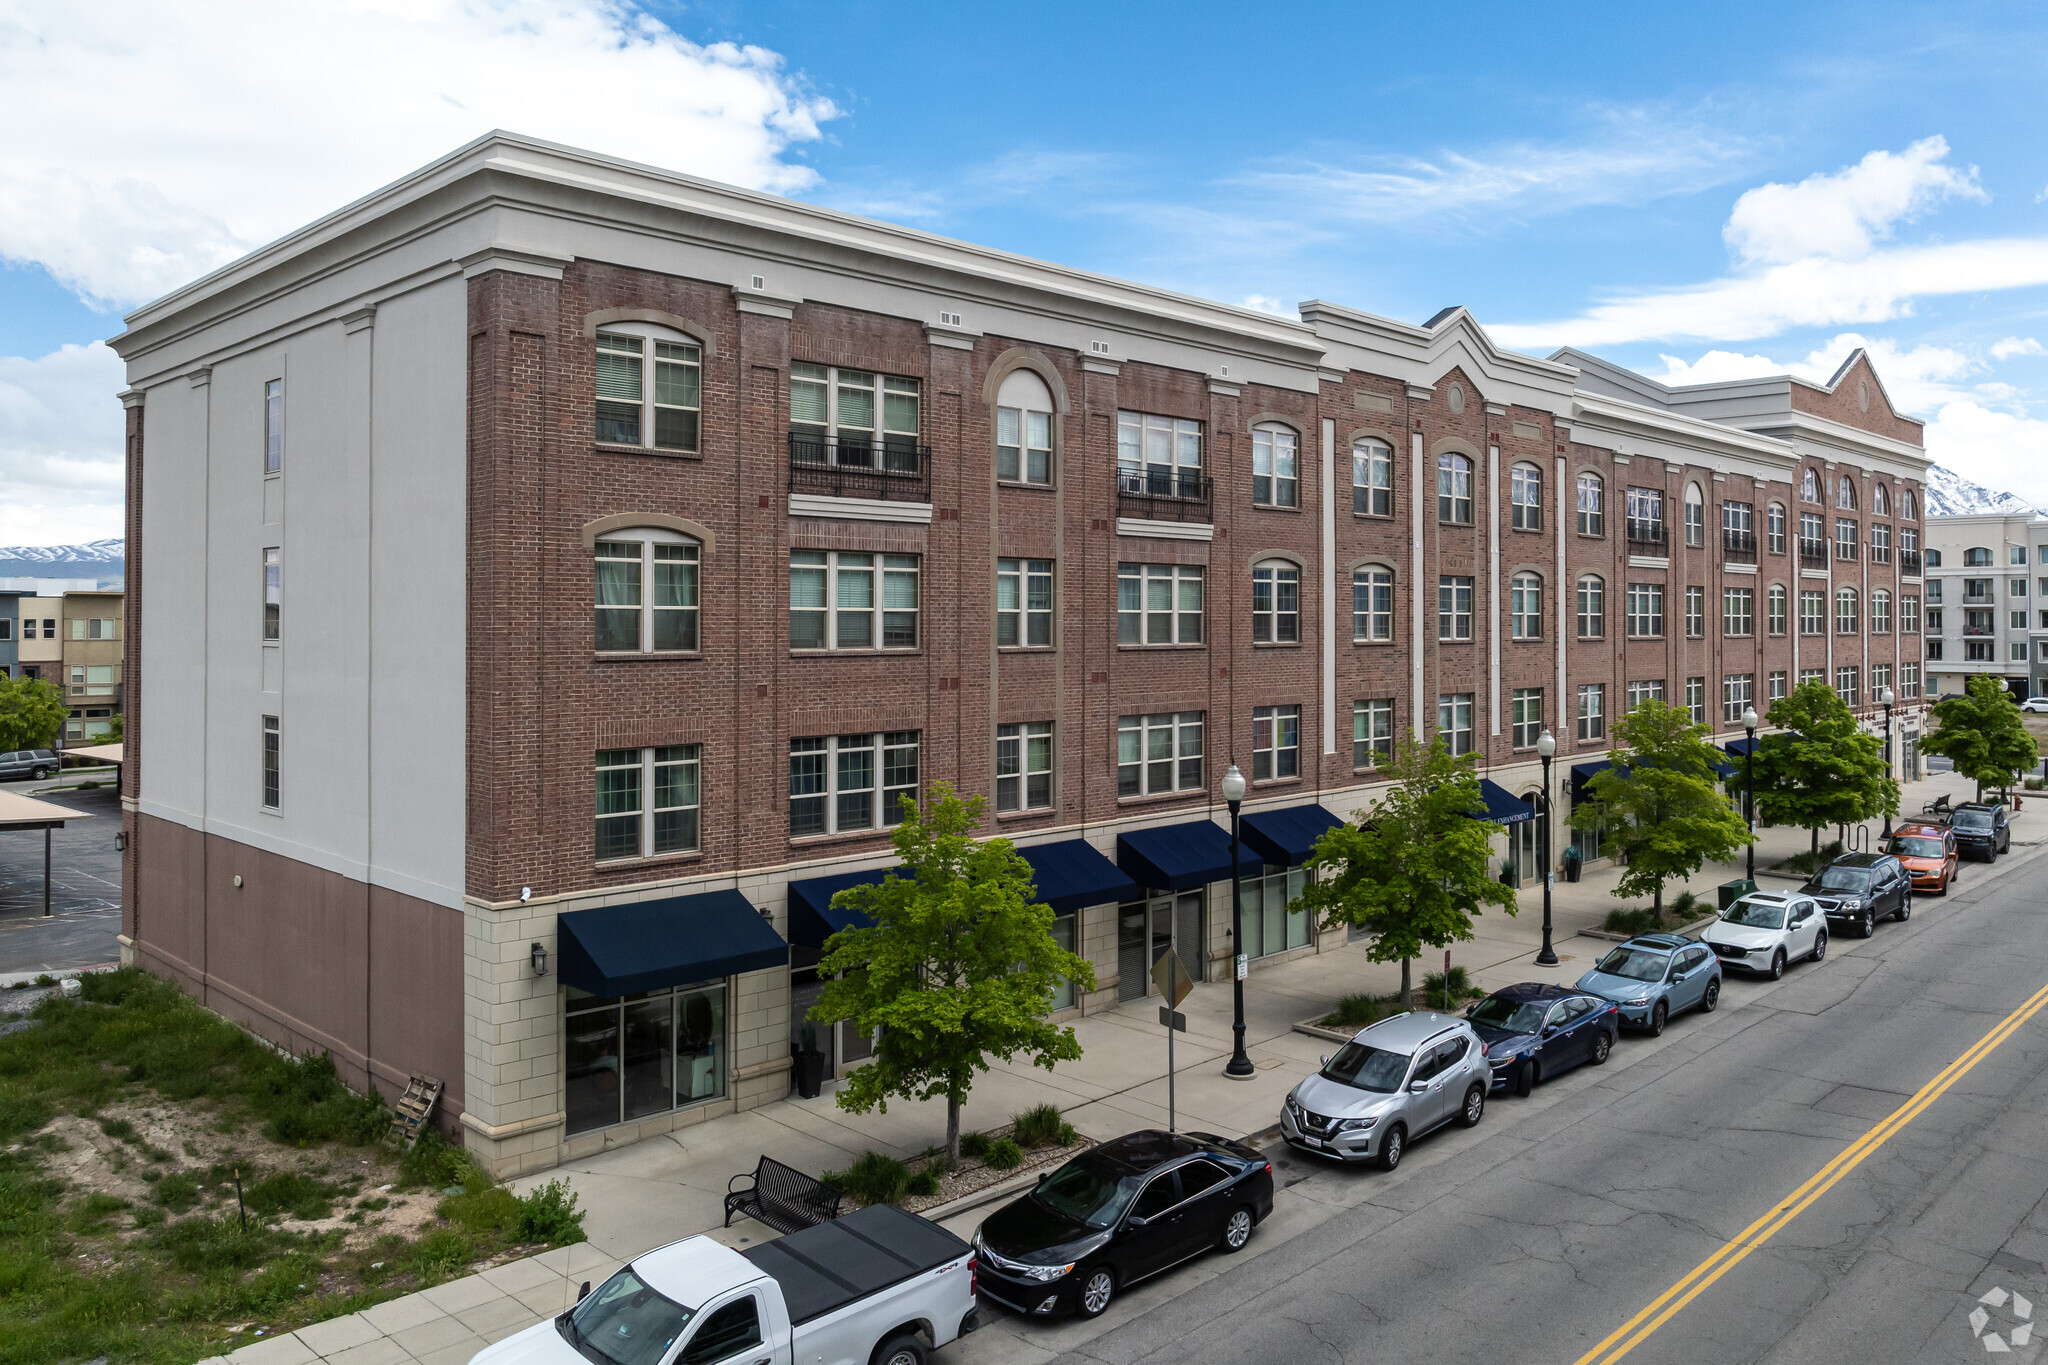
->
[530,943,548,977]
[115,831,127,852]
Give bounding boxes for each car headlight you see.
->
[1019,1262,1074,1282]
[1336,1117,1377,1132]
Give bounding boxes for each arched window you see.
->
[1510,462,1543,531]
[1766,502,1786,554]
[1252,561,1300,643]
[1965,547,1993,567]
[1576,472,1605,535]
[1873,484,1890,517]
[1872,589,1893,633]
[1352,564,1394,641]
[1837,475,1857,510]
[1684,483,1704,547]
[1801,468,1820,503]
[1835,586,1859,634]
[1352,438,1393,516]
[1576,575,1604,639]
[596,324,702,452]
[1510,573,1544,640]
[1252,423,1299,508]
[595,527,701,652]
[1926,547,1942,568]
[996,369,1054,485]
[1438,452,1472,523]
[1901,490,1917,520]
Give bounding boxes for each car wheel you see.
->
[1898,892,1911,922]
[1377,1124,1406,1172]
[1459,1083,1486,1127]
[1648,1001,1669,1036]
[1701,980,1720,1013]
[874,1336,927,1365]
[1859,909,1875,938]
[1220,1206,1255,1252]
[1515,1060,1536,1097]
[1077,1267,1115,1318]
[31,766,49,780]
[1812,931,1827,963]
[1590,1031,1612,1065]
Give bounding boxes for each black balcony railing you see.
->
[1626,519,1668,553]
[1799,539,1830,570]
[1963,626,1995,637]
[1117,467,1213,522]
[1722,529,1757,563]
[1900,549,1923,575]
[788,431,931,502]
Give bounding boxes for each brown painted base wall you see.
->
[130,812,465,1125]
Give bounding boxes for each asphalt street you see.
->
[0,775,122,974]
[974,838,2048,1365]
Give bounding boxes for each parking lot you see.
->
[0,774,122,976]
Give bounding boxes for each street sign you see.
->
[1234,952,1248,982]
[1151,949,1193,1008]
[1158,1007,1187,1032]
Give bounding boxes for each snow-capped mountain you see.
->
[0,538,125,584]
[1924,465,2038,518]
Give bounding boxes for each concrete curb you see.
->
[1575,917,1716,944]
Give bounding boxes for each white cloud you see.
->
[1653,331,1972,411]
[0,0,838,309]
[1992,336,2045,360]
[1723,136,1983,265]
[0,343,128,544]
[1923,400,2048,510]
[1239,294,1293,316]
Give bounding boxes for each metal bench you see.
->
[1921,793,1953,820]
[723,1155,843,1234]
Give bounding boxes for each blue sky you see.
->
[6,0,2048,542]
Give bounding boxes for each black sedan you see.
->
[973,1130,1274,1320]
[1465,984,1619,1095]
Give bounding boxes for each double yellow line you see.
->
[1574,976,2048,1365]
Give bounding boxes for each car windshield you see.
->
[563,1268,691,1365]
[1594,948,1670,982]
[1816,867,1872,891]
[1723,900,1786,929]
[1954,810,1993,829]
[1034,1154,1142,1229]
[1890,837,1945,858]
[1321,1042,1413,1093]
[1467,996,1550,1033]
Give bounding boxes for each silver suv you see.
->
[0,749,59,781]
[1280,1011,1490,1171]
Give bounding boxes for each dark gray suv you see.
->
[0,749,59,781]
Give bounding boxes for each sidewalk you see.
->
[204,766,1996,1364]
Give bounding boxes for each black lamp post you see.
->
[1879,686,1896,838]
[1743,706,1759,881]
[1535,730,1558,967]
[1221,764,1254,1079]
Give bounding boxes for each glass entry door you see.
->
[1510,805,1538,885]
[1117,890,1204,1002]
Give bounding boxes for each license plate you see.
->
[1300,1136,1323,1148]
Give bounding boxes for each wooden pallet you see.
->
[385,1074,444,1152]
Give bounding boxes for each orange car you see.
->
[1885,822,1960,894]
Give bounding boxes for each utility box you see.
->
[1718,879,1757,913]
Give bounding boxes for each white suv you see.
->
[1281,1012,1490,1171]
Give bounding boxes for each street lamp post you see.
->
[1742,706,1759,881]
[1535,730,1558,967]
[1221,764,1254,1079]
[1879,686,1896,838]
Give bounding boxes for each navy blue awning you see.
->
[1240,804,1346,866]
[786,867,900,949]
[1117,819,1235,890]
[1570,760,1617,804]
[1017,840,1137,915]
[1479,778,1536,825]
[1723,735,1762,757]
[557,890,787,997]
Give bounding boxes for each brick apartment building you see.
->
[108,134,1930,1175]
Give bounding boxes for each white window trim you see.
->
[790,732,921,836]
[790,550,920,652]
[596,528,702,654]
[996,721,1054,813]
[1117,711,1205,798]
[1252,704,1301,782]
[1118,563,1205,646]
[1352,565,1394,641]
[596,323,703,452]
[1251,424,1300,508]
[1252,562,1301,644]
[596,745,703,862]
[995,558,1054,648]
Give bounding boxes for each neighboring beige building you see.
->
[15,594,63,682]
[59,589,125,741]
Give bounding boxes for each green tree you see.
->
[810,783,1095,1163]
[1750,681,1899,857]
[102,713,124,744]
[1572,699,1753,923]
[1297,733,1515,1003]
[0,673,66,751]
[1923,675,2040,802]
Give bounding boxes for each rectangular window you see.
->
[2016,577,2032,598]
[1117,712,1204,797]
[1872,662,1892,697]
[262,547,281,641]
[1253,705,1301,781]
[597,745,702,860]
[2014,641,2031,663]
[1252,564,1301,643]
[996,558,1053,647]
[1722,673,1754,724]
[1685,585,1705,638]
[1768,585,1787,636]
[1626,583,1664,637]
[1874,594,1893,633]
[598,538,700,653]
[1900,663,1920,699]
[1870,523,1891,564]
[1722,586,1753,637]
[1768,670,1788,701]
[1800,590,1826,635]
[1685,496,1704,547]
[790,732,919,836]
[0,620,9,641]
[1438,576,1474,641]
[1926,579,1942,602]
[1836,518,1858,560]
[1836,667,1860,706]
[1767,503,1786,554]
[1801,667,1828,687]
[995,722,1053,813]
[596,331,702,452]
[1509,575,1543,640]
[261,715,279,810]
[1964,640,1991,661]
[1437,692,1475,756]
[996,406,1052,484]
[1352,699,1393,769]
[789,551,917,650]
[1251,427,1298,507]
[565,980,726,1136]
[1926,608,1944,631]
[1686,677,1706,725]
[264,379,283,474]
[1577,684,1605,742]
[1577,577,1604,639]
[792,364,922,469]
[1577,474,1604,535]
[1837,589,1859,634]
[1238,863,1312,961]
[1352,440,1393,517]
[1625,486,1665,544]
[1511,688,1543,749]
[1118,563,1204,645]
[1352,566,1394,641]
[69,617,116,641]
[1510,463,1542,531]
[1117,411,1204,498]
[1627,679,1665,708]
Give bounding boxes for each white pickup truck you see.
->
[471,1204,979,1365]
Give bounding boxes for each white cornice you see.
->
[458,243,572,280]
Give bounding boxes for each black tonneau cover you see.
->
[738,1204,970,1326]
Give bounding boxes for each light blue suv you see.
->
[1574,933,1721,1036]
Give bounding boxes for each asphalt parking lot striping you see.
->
[1571,967,2048,1363]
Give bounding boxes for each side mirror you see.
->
[1128,1215,1149,1229]
[1409,1081,1430,1094]
[578,1281,591,1303]
[1541,1025,1559,1038]
[1319,1054,1329,1067]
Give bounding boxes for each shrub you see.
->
[1011,1103,1077,1149]
[905,1170,940,1198]
[821,1151,911,1207]
[984,1138,1023,1171]
[0,1091,52,1144]
[516,1179,586,1246]
[242,1171,343,1221]
[399,1130,481,1193]
[150,1172,199,1212]
[1420,966,1481,1007]
[1321,993,1399,1029]
[150,1215,273,1274]
[958,1132,992,1160]
[439,1186,521,1234]
[97,1117,135,1142]
[411,1227,475,1280]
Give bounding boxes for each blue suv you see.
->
[1574,933,1722,1036]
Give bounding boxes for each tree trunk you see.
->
[1399,956,1412,1004]
[1651,885,1664,926]
[945,1093,962,1166]
[1810,825,1819,858]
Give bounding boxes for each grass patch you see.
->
[1320,992,1405,1030]
[1011,1103,1078,1149]
[821,1151,912,1208]
[1776,839,1847,877]
[1602,893,1714,936]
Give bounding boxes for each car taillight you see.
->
[1262,1162,1273,1176]
[1479,1040,1489,1057]
[968,1254,977,1296]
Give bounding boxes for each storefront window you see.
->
[565,981,726,1136]
[1237,864,1310,959]
[1049,913,1078,1011]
